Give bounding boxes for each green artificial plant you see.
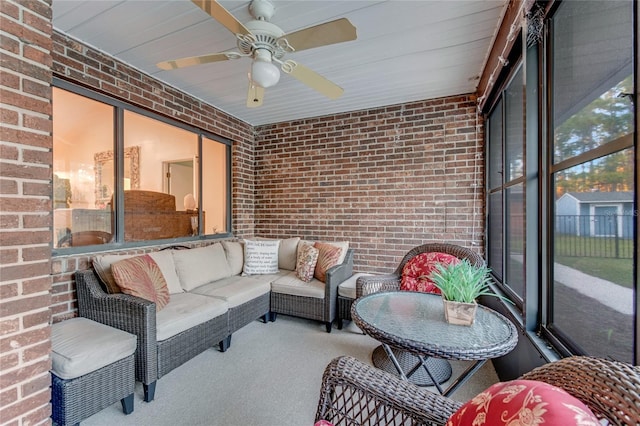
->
[430,259,511,304]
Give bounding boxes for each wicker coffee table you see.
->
[351,291,518,396]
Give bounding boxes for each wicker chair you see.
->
[337,243,483,329]
[356,243,484,298]
[316,355,640,426]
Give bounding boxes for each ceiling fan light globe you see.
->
[251,60,280,88]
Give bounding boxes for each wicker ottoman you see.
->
[51,318,137,426]
[336,273,372,329]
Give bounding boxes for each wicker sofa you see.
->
[76,238,354,403]
[316,355,640,425]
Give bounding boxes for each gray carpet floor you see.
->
[83,315,499,426]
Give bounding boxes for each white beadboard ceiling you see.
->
[52,0,507,126]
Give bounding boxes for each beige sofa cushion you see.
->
[173,244,231,291]
[271,271,325,299]
[278,237,300,270]
[156,292,228,341]
[256,236,300,270]
[191,276,271,308]
[221,241,244,275]
[51,317,137,380]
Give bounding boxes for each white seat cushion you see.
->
[271,271,325,299]
[156,293,228,341]
[191,276,271,308]
[338,273,373,299]
[51,317,137,380]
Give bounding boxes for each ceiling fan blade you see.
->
[282,61,343,100]
[279,18,357,52]
[157,52,232,70]
[191,0,251,36]
[247,79,264,108]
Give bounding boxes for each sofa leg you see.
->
[121,393,134,414]
[325,322,332,333]
[219,335,232,352]
[337,319,343,330]
[143,381,156,403]
[269,312,277,322]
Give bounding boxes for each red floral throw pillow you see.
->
[400,252,460,294]
[111,254,170,311]
[447,379,600,426]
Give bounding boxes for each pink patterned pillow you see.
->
[400,252,460,294]
[447,379,600,426]
[296,244,319,282]
[111,254,170,311]
[313,242,343,283]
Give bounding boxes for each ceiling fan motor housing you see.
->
[242,20,286,60]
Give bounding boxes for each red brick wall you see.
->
[49,31,257,322]
[254,97,485,273]
[0,1,54,424]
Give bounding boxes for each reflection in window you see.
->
[53,86,231,248]
[53,88,114,248]
[123,111,198,242]
[550,0,633,362]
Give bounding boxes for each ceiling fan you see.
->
[157,0,357,108]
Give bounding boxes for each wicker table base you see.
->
[372,345,452,387]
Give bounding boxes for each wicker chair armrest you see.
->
[520,356,640,425]
[356,274,401,297]
[75,269,158,384]
[316,356,461,425]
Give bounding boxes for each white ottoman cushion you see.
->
[51,318,137,380]
[338,273,373,299]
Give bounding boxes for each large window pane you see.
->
[550,0,634,363]
[505,184,525,298]
[505,66,524,181]
[53,88,114,248]
[123,111,198,242]
[488,100,503,190]
[552,1,633,164]
[202,137,228,234]
[488,191,503,281]
[552,153,634,362]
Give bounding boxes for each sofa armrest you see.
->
[75,269,158,385]
[356,273,401,297]
[316,356,461,425]
[325,248,354,291]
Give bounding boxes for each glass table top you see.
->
[352,291,516,356]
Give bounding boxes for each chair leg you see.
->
[143,381,156,402]
[269,312,277,322]
[219,335,232,352]
[121,393,134,414]
[325,322,332,333]
[261,313,269,323]
[337,319,343,330]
